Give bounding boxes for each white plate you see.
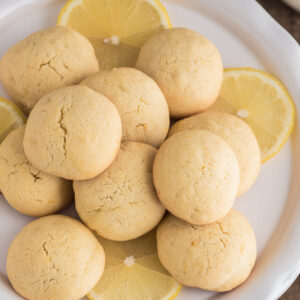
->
[0,0,299,299]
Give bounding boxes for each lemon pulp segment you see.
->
[87,230,182,300]
[209,68,295,162]
[57,0,172,69]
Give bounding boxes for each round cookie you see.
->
[135,28,223,118]
[169,111,261,196]
[74,142,165,241]
[81,67,170,148]
[0,127,73,216]
[23,85,122,180]
[156,210,257,292]
[0,26,99,112]
[153,129,239,225]
[7,215,105,300]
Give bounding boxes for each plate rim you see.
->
[182,0,300,299]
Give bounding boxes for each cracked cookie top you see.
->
[81,67,170,148]
[6,215,105,300]
[153,129,240,225]
[0,127,73,216]
[74,141,165,241]
[23,85,122,180]
[156,210,257,292]
[0,26,99,112]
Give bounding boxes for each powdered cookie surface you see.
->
[157,210,257,291]
[74,142,165,241]
[0,127,73,216]
[7,215,105,300]
[153,129,239,224]
[0,26,99,112]
[136,28,223,118]
[24,85,122,180]
[169,112,261,195]
[81,67,169,147]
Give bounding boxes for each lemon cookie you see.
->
[81,67,169,147]
[0,127,73,216]
[136,28,223,118]
[169,112,261,196]
[153,130,239,225]
[157,210,257,291]
[74,142,165,241]
[7,215,105,300]
[0,26,99,112]
[23,85,122,180]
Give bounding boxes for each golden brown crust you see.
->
[169,112,261,195]
[153,129,239,225]
[74,142,165,241]
[157,210,257,291]
[23,85,122,180]
[136,28,223,118]
[81,67,169,148]
[7,215,105,300]
[0,127,73,216]
[0,26,99,112]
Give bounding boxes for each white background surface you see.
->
[0,0,299,299]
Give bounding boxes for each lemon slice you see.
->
[209,68,295,162]
[0,97,26,143]
[57,0,172,70]
[88,230,181,300]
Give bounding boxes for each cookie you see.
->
[74,142,165,241]
[156,210,257,291]
[153,129,239,225]
[0,26,99,112]
[81,67,169,147]
[0,127,73,216]
[23,85,122,180]
[6,215,105,300]
[136,28,223,118]
[169,111,261,195]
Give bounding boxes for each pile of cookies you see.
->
[0,26,259,299]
